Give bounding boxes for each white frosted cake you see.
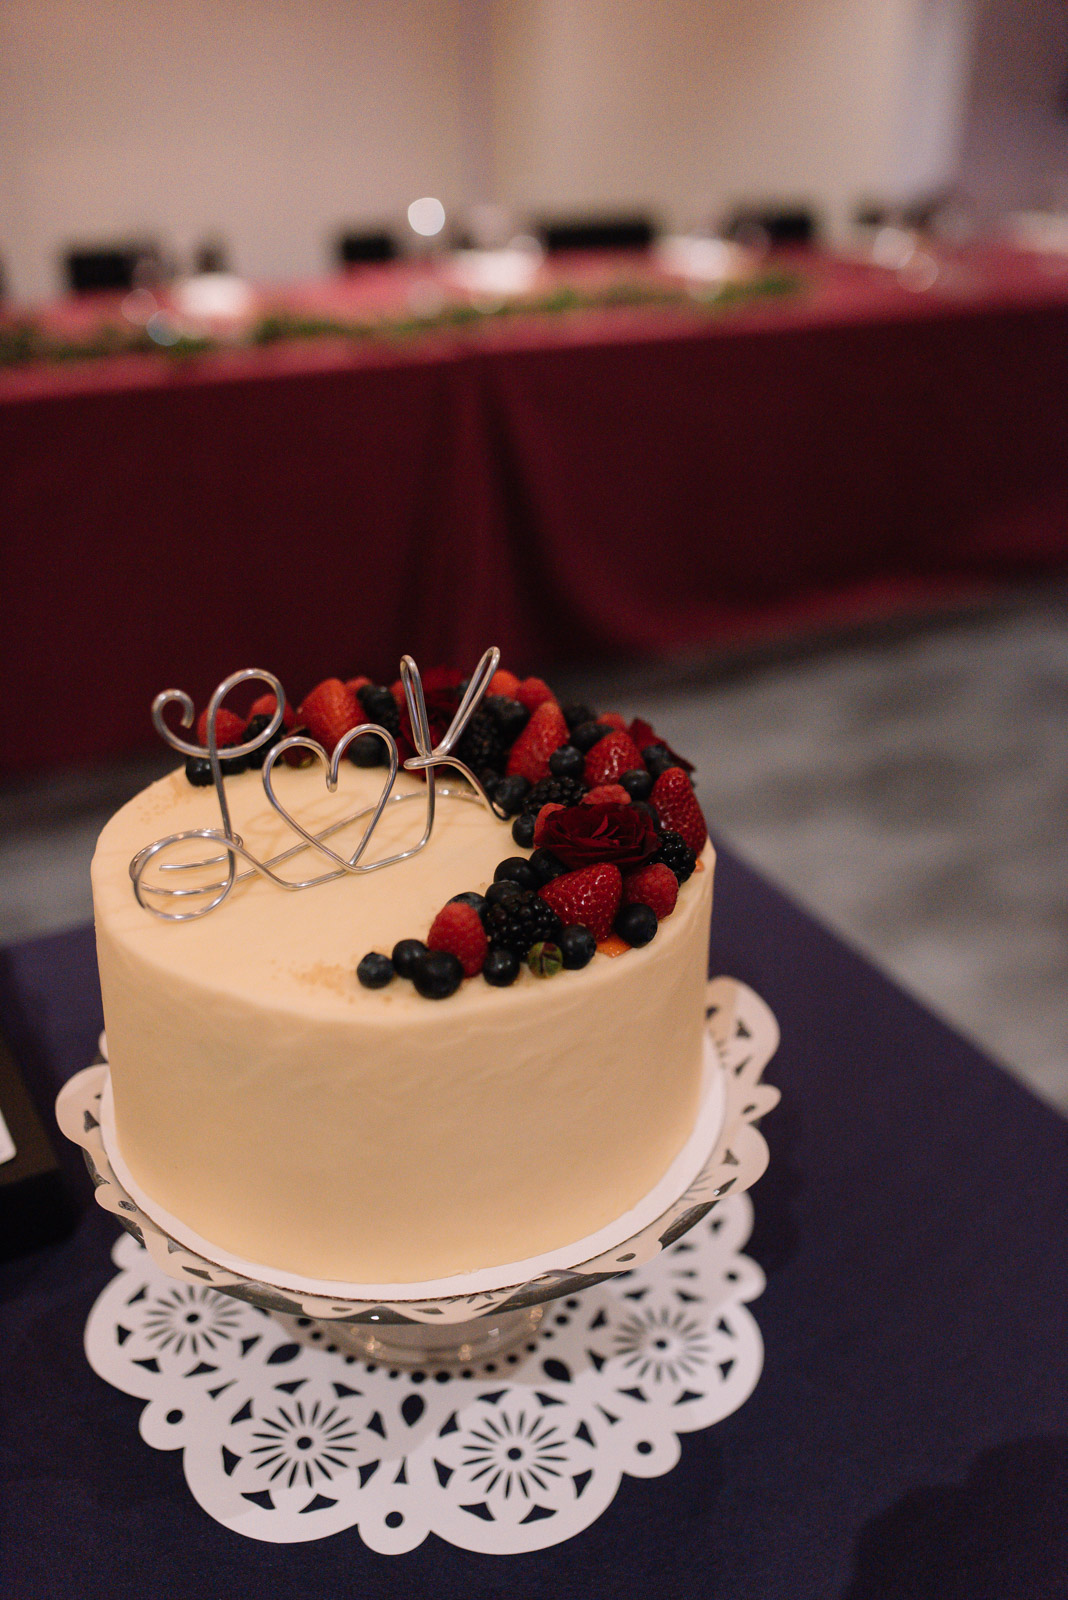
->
[90,670,713,1286]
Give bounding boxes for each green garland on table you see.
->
[0,270,801,371]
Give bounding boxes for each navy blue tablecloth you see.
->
[1,846,1066,1598]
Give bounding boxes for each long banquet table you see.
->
[1,842,1066,1597]
[2,246,1068,773]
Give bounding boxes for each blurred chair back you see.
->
[193,238,230,274]
[336,230,398,266]
[722,207,818,247]
[63,243,159,293]
[538,215,656,253]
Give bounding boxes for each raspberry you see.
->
[622,863,678,920]
[583,731,646,787]
[583,784,630,806]
[505,701,568,784]
[538,863,623,943]
[514,676,557,713]
[196,707,246,749]
[299,678,365,754]
[651,768,707,854]
[427,902,487,977]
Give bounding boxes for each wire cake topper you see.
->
[130,646,509,921]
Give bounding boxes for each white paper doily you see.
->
[85,1192,765,1553]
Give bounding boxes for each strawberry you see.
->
[622,863,679,920]
[583,730,646,787]
[505,700,568,783]
[247,692,296,731]
[345,675,372,697]
[598,711,628,732]
[515,676,557,713]
[299,678,365,754]
[196,707,246,748]
[582,783,630,807]
[533,802,564,845]
[488,668,520,698]
[390,679,406,710]
[651,768,707,854]
[427,902,487,977]
[538,863,622,942]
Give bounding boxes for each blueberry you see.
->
[494,857,539,891]
[511,812,537,849]
[614,902,658,947]
[549,744,584,780]
[485,696,530,743]
[391,938,428,978]
[572,720,613,753]
[220,751,248,777]
[357,685,399,721]
[484,879,523,908]
[242,712,283,769]
[529,848,568,885]
[348,732,387,767]
[559,924,597,969]
[495,774,532,817]
[642,743,679,779]
[620,767,653,801]
[357,951,394,989]
[412,949,464,999]
[449,891,487,914]
[482,948,520,987]
[185,755,214,787]
[478,770,499,799]
[632,800,660,830]
[562,703,596,731]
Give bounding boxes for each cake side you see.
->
[93,763,714,1281]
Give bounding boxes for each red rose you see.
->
[537,803,659,871]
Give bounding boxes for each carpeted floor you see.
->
[2,589,1065,1112]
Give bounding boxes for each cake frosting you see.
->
[92,757,714,1285]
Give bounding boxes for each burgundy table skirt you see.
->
[3,249,1068,773]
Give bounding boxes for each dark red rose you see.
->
[400,666,464,755]
[627,718,695,775]
[538,802,660,871]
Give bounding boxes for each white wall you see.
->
[0,0,980,302]
[0,0,467,300]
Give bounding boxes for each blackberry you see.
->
[652,830,697,883]
[521,774,587,815]
[481,888,562,959]
[456,707,506,776]
[356,684,401,739]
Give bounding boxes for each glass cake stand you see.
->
[57,978,779,1368]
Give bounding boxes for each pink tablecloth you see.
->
[2,248,1067,772]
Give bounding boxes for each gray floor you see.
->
[3,590,1066,1113]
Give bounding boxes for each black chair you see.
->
[722,206,818,246]
[336,230,398,266]
[538,214,657,253]
[63,243,160,293]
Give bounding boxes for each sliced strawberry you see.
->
[196,707,246,749]
[299,678,365,754]
[505,700,568,784]
[651,768,707,854]
[488,668,520,698]
[583,730,646,787]
[582,783,630,807]
[533,802,564,845]
[514,676,557,713]
[539,863,622,942]
[427,902,487,977]
[622,863,679,920]
[247,692,296,731]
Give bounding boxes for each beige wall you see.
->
[0,0,468,300]
[1,0,976,302]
